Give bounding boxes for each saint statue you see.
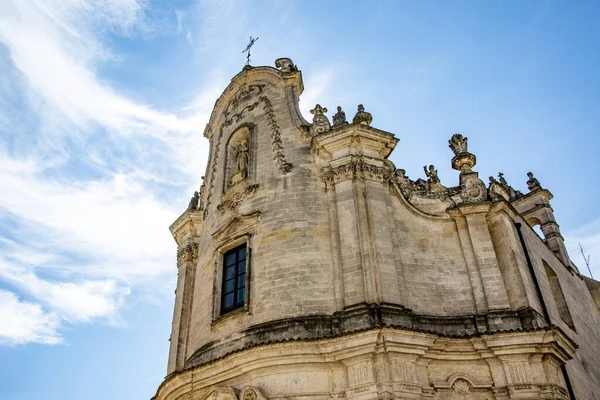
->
[332,106,347,126]
[234,141,249,177]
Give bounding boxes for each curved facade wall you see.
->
[159,58,600,400]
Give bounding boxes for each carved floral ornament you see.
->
[217,183,259,213]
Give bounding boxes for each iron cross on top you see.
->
[242,36,259,66]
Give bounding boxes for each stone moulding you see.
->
[152,324,575,400]
[182,303,553,369]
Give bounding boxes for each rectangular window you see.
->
[221,244,247,314]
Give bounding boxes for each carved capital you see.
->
[322,156,393,189]
[177,242,199,266]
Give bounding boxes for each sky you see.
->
[0,1,599,399]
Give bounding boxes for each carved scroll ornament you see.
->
[310,104,331,135]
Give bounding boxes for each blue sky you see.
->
[1,1,599,399]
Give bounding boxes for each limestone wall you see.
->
[164,59,600,399]
[519,223,600,400]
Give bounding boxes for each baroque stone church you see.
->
[152,58,600,400]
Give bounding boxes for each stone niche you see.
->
[225,126,252,190]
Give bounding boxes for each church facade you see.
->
[152,58,600,400]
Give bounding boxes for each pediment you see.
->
[211,212,261,245]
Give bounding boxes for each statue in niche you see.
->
[235,141,249,177]
[229,139,249,186]
[188,191,199,211]
[526,171,541,191]
[332,106,347,126]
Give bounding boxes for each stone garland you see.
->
[259,95,294,175]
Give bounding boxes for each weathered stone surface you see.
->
[156,58,600,400]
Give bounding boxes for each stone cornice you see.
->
[169,210,203,246]
[152,322,575,400]
[312,123,398,162]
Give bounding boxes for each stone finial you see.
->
[275,57,297,72]
[448,133,468,156]
[310,104,331,134]
[187,191,199,211]
[526,171,542,191]
[449,133,476,172]
[498,172,508,187]
[352,104,372,126]
[332,106,347,126]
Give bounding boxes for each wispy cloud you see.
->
[0,0,209,345]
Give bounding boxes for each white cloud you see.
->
[0,0,195,139]
[298,68,335,121]
[0,262,129,324]
[0,290,62,345]
[0,156,177,280]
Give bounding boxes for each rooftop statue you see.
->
[332,106,347,126]
[527,172,541,191]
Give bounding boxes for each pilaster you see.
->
[168,210,203,373]
[314,123,399,308]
